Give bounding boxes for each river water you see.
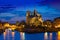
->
[0,29,60,40]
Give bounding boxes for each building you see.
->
[26,11,30,25]
[3,22,10,27]
[0,21,3,29]
[10,24,16,30]
[26,10,43,26]
[16,21,20,26]
[43,20,52,28]
[53,17,60,28]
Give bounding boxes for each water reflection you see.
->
[2,30,60,40]
[12,32,15,37]
[44,32,48,40]
[50,33,52,40]
[3,29,8,40]
[44,32,53,40]
[57,31,60,40]
[3,29,14,40]
[3,32,6,40]
[12,32,15,40]
[20,32,25,40]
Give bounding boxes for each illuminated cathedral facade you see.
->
[26,10,43,26]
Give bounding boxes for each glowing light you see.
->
[8,28,12,30]
[8,30,9,40]
[11,28,15,30]
[55,24,60,28]
[23,25,25,28]
[4,24,10,27]
[50,33,52,40]
[12,32,15,40]
[3,32,6,40]
[39,18,43,22]
[57,31,60,40]
[12,32,15,37]
[44,32,48,40]
[45,25,47,27]
[10,25,16,30]
[20,32,25,40]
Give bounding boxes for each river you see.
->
[0,29,60,40]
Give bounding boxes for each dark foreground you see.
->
[0,26,60,33]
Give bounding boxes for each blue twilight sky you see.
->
[0,0,60,23]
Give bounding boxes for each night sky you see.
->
[0,0,60,23]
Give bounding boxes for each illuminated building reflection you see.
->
[7,29,10,40]
[12,32,15,40]
[50,33,52,40]
[3,29,9,40]
[3,29,13,40]
[57,31,60,40]
[20,32,25,40]
[44,32,48,40]
[3,32,6,40]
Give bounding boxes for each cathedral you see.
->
[26,10,43,26]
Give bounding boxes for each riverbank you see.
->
[0,26,60,34]
[16,27,60,33]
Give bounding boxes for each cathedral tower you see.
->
[26,11,30,25]
[34,10,37,16]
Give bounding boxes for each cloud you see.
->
[0,0,60,22]
[9,16,26,22]
[0,18,9,22]
[0,16,26,23]
[0,13,16,17]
